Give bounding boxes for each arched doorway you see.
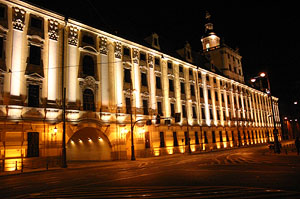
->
[66,127,112,161]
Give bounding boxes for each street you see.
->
[1,143,300,198]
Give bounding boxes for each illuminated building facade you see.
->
[0,1,281,170]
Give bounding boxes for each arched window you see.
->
[82,55,95,77]
[83,89,95,111]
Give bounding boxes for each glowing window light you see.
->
[88,138,92,142]
[79,139,82,143]
[98,137,103,141]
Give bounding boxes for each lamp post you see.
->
[251,72,280,153]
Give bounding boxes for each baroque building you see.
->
[0,1,281,170]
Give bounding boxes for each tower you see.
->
[201,11,220,51]
[201,12,244,83]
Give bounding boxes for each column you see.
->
[10,7,26,98]
[47,19,59,103]
[99,36,109,107]
[114,42,123,107]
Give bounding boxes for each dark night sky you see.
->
[25,0,300,117]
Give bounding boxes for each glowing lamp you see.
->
[259,72,266,77]
[54,126,57,133]
[250,78,256,83]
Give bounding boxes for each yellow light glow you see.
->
[260,72,266,77]
[154,150,160,156]
[223,142,227,148]
[191,145,195,152]
[167,147,173,154]
[98,137,103,142]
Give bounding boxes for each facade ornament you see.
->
[132,48,139,64]
[114,42,122,59]
[68,26,78,46]
[99,36,108,55]
[148,53,153,68]
[12,7,26,31]
[48,19,59,41]
[79,76,98,92]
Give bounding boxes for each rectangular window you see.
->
[27,132,39,157]
[209,109,213,120]
[125,97,131,114]
[141,72,147,87]
[0,37,3,58]
[180,82,185,94]
[143,99,148,115]
[179,65,183,73]
[207,89,211,100]
[155,57,160,66]
[156,76,161,89]
[184,131,189,145]
[157,101,163,116]
[170,103,175,117]
[28,84,39,107]
[204,131,208,144]
[200,87,204,98]
[30,17,42,29]
[29,45,41,65]
[190,85,195,96]
[123,47,130,56]
[219,131,223,142]
[160,132,165,147]
[169,79,174,92]
[124,68,131,83]
[167,62,172,69]
[173,132,178,147]
[140,53,146,61]
[195,131,199,145]
[192,106,197,119]
[182,105,186,118]
[215,91,218,101]
[232,131,235,142]
[212,131,216,143]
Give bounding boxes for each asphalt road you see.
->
[1,144,300,198]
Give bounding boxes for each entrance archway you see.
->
[66,127,112,161]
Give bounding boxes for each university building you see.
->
[0,0,281,170]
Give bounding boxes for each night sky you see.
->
[25,0,300,117]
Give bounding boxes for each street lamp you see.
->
[251,72,280,153]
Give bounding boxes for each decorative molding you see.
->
[148,53,153,68]
[68,26,78,46]
[79,76,98,92]
[99,36,108,55]
[48,19,59,41]
[12,7,26,31]
[114,42,122,59]
[132,48,139,64]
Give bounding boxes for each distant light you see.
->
[250,78,256,83]
[54,126,57,133]
[98,137,103,141]
[294,101,298,105]
[295,119,298,122]
[79,139,82,143]
[88,138,92,142]
[259,72,266,77]
[284,117,288,120]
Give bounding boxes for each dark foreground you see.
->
[1,143,300,198]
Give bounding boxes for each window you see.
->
[192,106,197,119]
[170,103,175,117]
[28,84,39,107]
[225,131,229,142]
[232,131,235,142]
[184,131,189,145]
[160,132,165,147]
[167,62,172,69]
[182,105,186,118]
[219,131,223,142]
[207,89,211,100]
[173,132,178,147]
[189,69,193,76]
[200,87,204,98]
[27,132,39,157]
[215,91,218,101]
[123,47,130,56]
[82,55,95,77]
[180,82,185,94]
[190,85,195,96]
[141,72,148,87]
[212,131,216,143]
[124,68,131,83]
[30,17,42,29]
[125,97,131,114]
[157,101,163,116]
[0,5,6,19]
[83,89,95,111]
[143,99,149,115]
[209,109,213,120]
[195,132,199,145]
[204,131,208,144]
[82,35,94,46]
[155,57,160,66]
[206,43,210,49]
[156,76,161,89]
[179,65,183,73]
[169,79,174,92]
[140,52,146,61]
[29,45,41,65]
[201,107,206,119]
